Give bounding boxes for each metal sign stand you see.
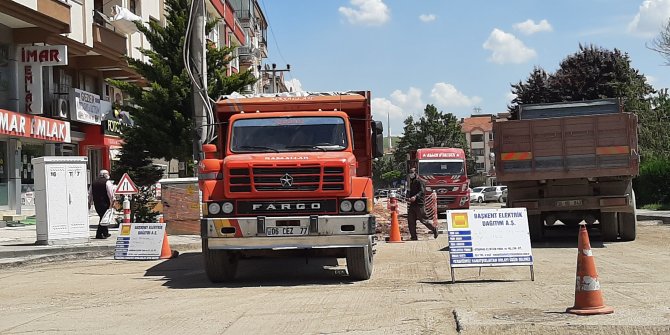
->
[449,264,535,283]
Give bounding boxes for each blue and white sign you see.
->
[446,208,533,268]
[114,223,166,260]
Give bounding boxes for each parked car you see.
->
[470,187,486,203]
[470,186,507,203]
[482,186,507,202]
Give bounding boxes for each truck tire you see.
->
[618,190,637,241]
[528,215,543,242]
[346,243,373,280]
[202,239,238,283]
[600,213,618,242]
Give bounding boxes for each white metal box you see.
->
[32,156,90,245]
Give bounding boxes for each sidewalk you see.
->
[0,211,202,269]
[1,209,668,269]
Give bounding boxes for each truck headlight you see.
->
[353,200,366,212]
[208,202,221,215]
[340,200,352,212]
[221,202,234,214]
[426,186,432,192]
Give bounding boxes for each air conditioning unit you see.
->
[54,98,69,118]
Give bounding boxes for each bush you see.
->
[633,157,670,207]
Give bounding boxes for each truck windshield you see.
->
[230,116,348,153]
[418,161,464,175]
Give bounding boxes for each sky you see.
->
[261,0,670,135]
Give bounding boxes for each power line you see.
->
[259,0,293,82]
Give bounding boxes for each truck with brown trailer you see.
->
[494,99,638,242]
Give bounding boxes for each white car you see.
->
[470,186,507,203]
[470,187,487,203]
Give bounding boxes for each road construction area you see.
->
[0,220,669,334]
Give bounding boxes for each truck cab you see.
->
[408,148,470,211]
[199,92,384,282]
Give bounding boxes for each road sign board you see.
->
[115,173,139,195]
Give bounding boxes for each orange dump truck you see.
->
[198,91,384,282]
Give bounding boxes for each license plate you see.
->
[266,226,309,236]
[556,199,583,207]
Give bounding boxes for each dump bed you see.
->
[494,112,639,182]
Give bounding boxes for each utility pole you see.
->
[190,0,207,162]
[387,111,392,149]
[258,63,290,93]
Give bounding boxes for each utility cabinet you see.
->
[33,157,89,245]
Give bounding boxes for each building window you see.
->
[489,132,494,141]
[471,134,484,142]
[472,149,484,156]
[129,0,137,14]
[475,163,485,170]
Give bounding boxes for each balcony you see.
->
[92,23,127,56]
[0,0,71,33]
[38,0,71,27]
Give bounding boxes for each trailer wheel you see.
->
[203,239,238,283]
[528,215,543,242]
[618,190,637,241]
[346,242,374,281]
[600,213,618,242]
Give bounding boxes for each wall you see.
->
[160,180,200,235]
[0,24,17,112]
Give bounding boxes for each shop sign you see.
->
[0,109,71,143]
[103,119,128,135]
[72,89,101,125]
[17,45,68,115]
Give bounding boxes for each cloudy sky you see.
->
[263,0,670,135]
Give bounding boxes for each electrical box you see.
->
[33,156,89,245]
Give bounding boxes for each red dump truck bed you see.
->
[494,112,639,182]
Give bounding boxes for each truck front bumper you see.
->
[202,214,375,250]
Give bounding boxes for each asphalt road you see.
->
[0,221,669,334]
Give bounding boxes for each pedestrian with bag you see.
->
[407,168,439,240]
[89,169,115,239]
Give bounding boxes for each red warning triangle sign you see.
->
[115,173,140,195]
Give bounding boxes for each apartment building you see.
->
[229,0,267,93]
[461,114,495,180]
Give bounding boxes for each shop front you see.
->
[0,108,71,212]
[78,111,131,183]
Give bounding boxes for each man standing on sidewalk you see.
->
[89,170,115,239]
[407,168,438,240]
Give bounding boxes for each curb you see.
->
[636,214,670,224]
[0,241,202,270]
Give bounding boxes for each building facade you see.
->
[0,0,163,213]
[461,114,495,182]
[229,0,268,93]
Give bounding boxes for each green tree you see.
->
[110,0,256,168]
[393,104,473,176]
[508,44,653,119]
[372,155,401,188]
[108,0,256,221]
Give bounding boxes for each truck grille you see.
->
[228,165,345,192]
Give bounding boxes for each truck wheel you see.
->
[528,215,543,242]
[618,191,637,241]
[346,243,373,280]
[600,213,618,242]
[202,239,238,283]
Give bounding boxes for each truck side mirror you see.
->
[372,121,384,158]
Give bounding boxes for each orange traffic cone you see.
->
[388,210,404,243]
[566,224,613,315]
[159,217,179,259]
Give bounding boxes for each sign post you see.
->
[114,173,139,225]
[446,208,534,283]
